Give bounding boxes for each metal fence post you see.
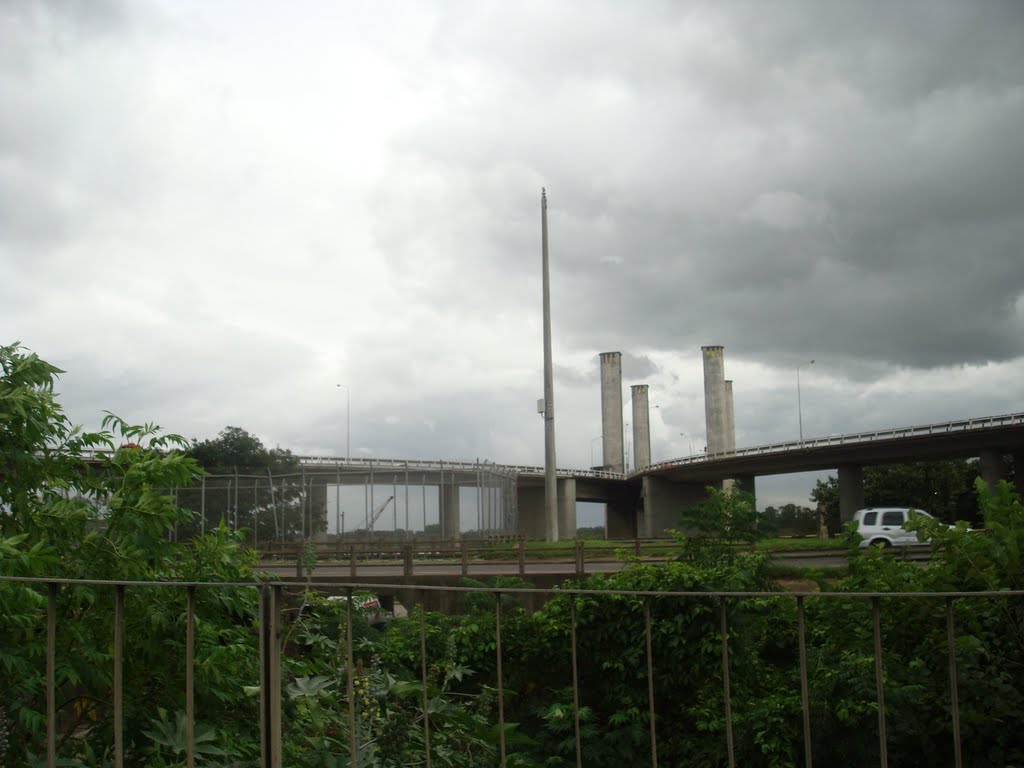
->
[419,603,432,768]
[570,595,583,768]
[796,596,813,768]
[47,582,57,768]
[720,599,735,767]
[872,597,888,768]
[495,592,506,767]
[113,585,125,768]
[260,584,282,767]
[346,587,358,767]
[186,586,196,768]
[645,599,658,767]
[946,598,963,768]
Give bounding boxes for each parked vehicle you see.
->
[852,507,938,548]
[326,592,391,628]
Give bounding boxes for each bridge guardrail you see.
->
[79,409,1024,480]
[640,410,1024,475]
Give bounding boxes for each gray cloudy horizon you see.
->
[3,0,1023,511]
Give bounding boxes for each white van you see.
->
[851,507,936,548]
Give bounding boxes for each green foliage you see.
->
[0,343,262,765]
[811,459,983,535]
[143,708,228,762]
[673,485,766,567]
[186,426,297,473]
[759,503,819,537]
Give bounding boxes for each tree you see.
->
[187,425,297,473]
[675,486,765,566]
[183,426,308,542]
[0,342,263,764]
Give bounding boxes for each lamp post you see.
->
[680,432,694,456]
[336,384,350,461]
[590,436,603,468]
[797,360,814,446]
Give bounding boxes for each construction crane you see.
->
[364,495,395,532]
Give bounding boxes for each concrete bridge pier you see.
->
[838,465,865,524]
[310,480,328,540]
[979,449,1003,495]
[1015,451,1024,499]
[441,481,460,539]
[640,476,709,538]
[558,478,577,539]
[605,500,635,538]
[520,478,578,540]
[733,474,756,507]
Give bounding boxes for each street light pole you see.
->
[336,384,350,461]
[797,360,814,446]
[590,436,603,468]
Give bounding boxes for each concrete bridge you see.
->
[82,411,1024,541]
[278,410,1024,540]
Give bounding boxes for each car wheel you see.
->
[869,538,892,548]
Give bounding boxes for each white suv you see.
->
[852,507,936,548]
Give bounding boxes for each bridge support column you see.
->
[1014,451,1024,499]
[733,475,756,508]
[517,486,546,540]
[979,449,1003,494]
[310,481,328,541]
[838,465,864,525]
[642,477,708,538]
[441,482,460,540]
[606,499,635,539]
[557,478,577,540]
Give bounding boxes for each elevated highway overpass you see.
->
[512,411,1024,537]
[83,411,1024,541]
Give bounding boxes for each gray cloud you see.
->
[2,0,1023,511]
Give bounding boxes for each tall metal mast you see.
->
[541,188,559,541]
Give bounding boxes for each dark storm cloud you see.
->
[3,0,1023,489]
[389,0,1024,371]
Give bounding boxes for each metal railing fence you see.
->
[259,536,882,580]
[162,463,520,546]
[2,574,1020,767]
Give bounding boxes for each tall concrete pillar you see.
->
[724,380,736,453]
[631,384,652,471]
[838,465,864,524]
[600,352,624,472]
[557,478,577,538]
[441,481,460,539]
[979,449,1003,494]
[702,346,727,457]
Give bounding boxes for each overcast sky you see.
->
[3,0,1023,515]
